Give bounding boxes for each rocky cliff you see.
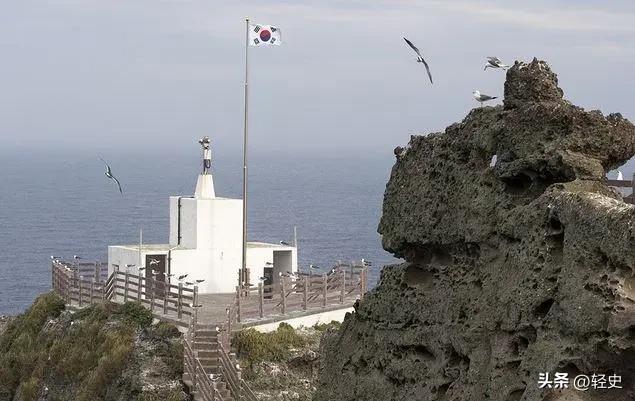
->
[315,59,635,401]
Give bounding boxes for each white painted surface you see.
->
[108,166,298,294]
[249,307,354,333]
[195,174,215,199]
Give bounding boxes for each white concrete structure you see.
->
[108,140,297,294]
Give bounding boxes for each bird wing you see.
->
[99,157,112,176]
[403,37,422,58]
[111,174,123,194]
[487,56,501,63]
[420,57,433,84]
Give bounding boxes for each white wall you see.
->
[249,307,354,333]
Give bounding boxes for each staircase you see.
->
[183,324,234,401]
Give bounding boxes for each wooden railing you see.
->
[607,175,635,204]
[183,332,224,401]
[51,261,196,326]
[234,265,368,323]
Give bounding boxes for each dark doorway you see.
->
[146,254,167,298]
[264,267,274,299]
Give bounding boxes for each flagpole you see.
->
[241,17,250,288]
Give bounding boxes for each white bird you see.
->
[195,279,205,284]
[50,255,60,260]
[265,261,273,266]
[309,264,320,270]
[617,170,624,180]
[484,56,509,70]
[361,258,372,267]
[280,241,291,246]
[403,37,433,84]
[258,276,267,282]
[177,274,188,281]
[490,155,497,167]
[473,90,497,107]
[99,157,123,195]
[73,255,81,260]
[149,258,160,266]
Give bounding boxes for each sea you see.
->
[0,147,400,315]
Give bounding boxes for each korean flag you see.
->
[249,24,282,46]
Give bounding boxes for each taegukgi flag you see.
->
[249,24,282,46]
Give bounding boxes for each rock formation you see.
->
[315,59,635,401]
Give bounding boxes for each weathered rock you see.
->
[315,59,635,401]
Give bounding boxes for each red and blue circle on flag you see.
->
[259,29,271,42]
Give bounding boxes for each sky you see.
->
[0,0,633,156]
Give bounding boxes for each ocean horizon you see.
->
[0,146,400,314]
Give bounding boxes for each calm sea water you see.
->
[0,147,399,314]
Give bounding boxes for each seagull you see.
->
[484,56,509,70]
[490,155,497,167]
[185,281,194,286]
[617,170,624,180]
[258,276,267,282]
[309,264,320,270]
[73,255,81,260]
[138,266,146,271]
[361,258,372,267]
[403,37,433,84]
[99,157,123,195]
[195,279,205,284]
[177,274,188,281]
[50,255,60,260]
[265,261,273,266]
[280,241,291,246]
[149,258,160,266]
[473,90,497,107]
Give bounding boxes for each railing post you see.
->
[163,281,168,315]
[340,269,345,304]
[322,274,327,308]
[123,270,130,302]
[193,285,199,329]
[177,282,183,319]
[303,276,308,310]
[94,263,100,284]
[258,282,264,318]
[90,281,94,304]
[281,278,286,315]
[149,277,155,311]
[236,286,242,323]
[78,276,83,307]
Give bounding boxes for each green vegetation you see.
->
[232,322,307,366]
[0,293,185,401]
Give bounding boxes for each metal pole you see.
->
[241,17,250,288]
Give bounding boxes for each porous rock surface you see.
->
[315,59,635,401]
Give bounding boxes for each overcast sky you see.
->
[0,0,633,155]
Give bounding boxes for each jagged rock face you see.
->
[315,59,635,401]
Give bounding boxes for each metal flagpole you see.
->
[241,18,250,288]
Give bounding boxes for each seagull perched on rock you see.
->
[473,90,497,107]
[484,56,509,70]
[403,37,433,84]
[99,158,123,195]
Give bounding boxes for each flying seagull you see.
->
[149,258,160,266]
[403,37,433,84]
[484,57,509,70]
[473,90,497,107]
[99,158,123,195]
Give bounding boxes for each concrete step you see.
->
[197,349,219,358]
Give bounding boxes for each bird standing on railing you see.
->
[177,274,188,281]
